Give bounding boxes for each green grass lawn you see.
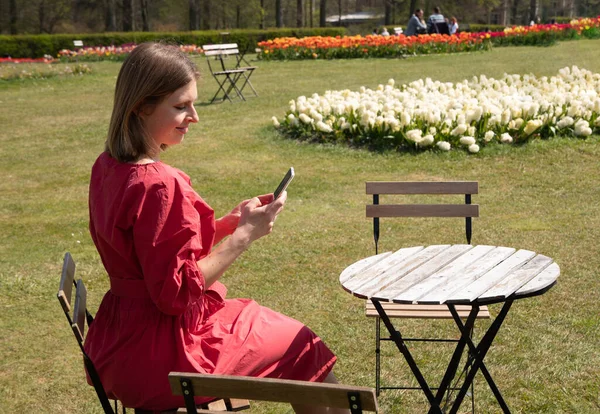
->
[1,39,599,413]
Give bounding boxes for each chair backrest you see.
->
[57,253,115,414]
[71,279,88,345]
[169,373,378,413]
[202,43,242,73]
[366,181,479,254]
[58,252,76,321]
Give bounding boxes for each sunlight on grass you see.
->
[1,40,599,413]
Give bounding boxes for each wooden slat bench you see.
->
[202,43,257,103]
[169,373,379,413]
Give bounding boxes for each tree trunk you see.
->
[319,0,326,27]
[337,0,342,25]
[141,0,149,31]
[511,0,520,25]
[104,0,117,31]
[259,0,264,29]
[309,0,313,27]
[408,0,417,20]
[9,0,17,34]
[201,0,210,30]
[385,0,392,25]
[38,0,46,33]
[122,0,133,31]
[529,0,538,23]
[297,0,303,27]
[276,0,283,27]
[189,0,199,30]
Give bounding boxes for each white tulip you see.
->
[484,131,495,142]
[299,113,312,124]
[272,116,280,127]
[451,124,468,136]
[523,119,543,135]
[420,135,435,146]
[437,141,451,151]
[460,136,476,146]
[406,129,423,142]
[500,133,513,144]
[468,144,480,153]
[557,116,574,129]
[316,121,333,133]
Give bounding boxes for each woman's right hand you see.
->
[231,192,287,248]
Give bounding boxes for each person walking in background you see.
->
[449,16,459,34]
[380,27,390,36]
[405,8,427,36]
[427,6,447,34]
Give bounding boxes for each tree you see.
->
[385,0,393,25]
[511,0,521,24]
[9,0,17,34]
[140,0,149,31]
[104,0,117,31]
[122,0,133,31]
[297,0,303,27]
[408,0,417,20]
[319,0,326,27]
[529,0,538,23]
[275,0,283,27]
[189,0,199,30]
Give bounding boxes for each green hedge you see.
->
[0,28,346,59]
[463,24,506,33]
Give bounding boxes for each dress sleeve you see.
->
[132,176,206,316]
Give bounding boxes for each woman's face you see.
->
[139,79,199,154]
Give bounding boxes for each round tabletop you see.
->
[340,244,559,305]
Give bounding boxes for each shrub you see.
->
[0,28,346,59]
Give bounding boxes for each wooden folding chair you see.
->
[59,253,248,414]
[202,44,257,104]
[365,182,490,409]
[169,373,378,413]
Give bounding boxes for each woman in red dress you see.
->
[85,42,343,413]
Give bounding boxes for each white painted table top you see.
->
[340,245,559,304]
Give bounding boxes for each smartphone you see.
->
[273,167,295,200]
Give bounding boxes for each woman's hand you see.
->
[197,192,286,287]
[218,194,275,235]
[231,192,287,248]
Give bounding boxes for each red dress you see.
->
[85,152,336,410]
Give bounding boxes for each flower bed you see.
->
[272,66,600,154]
[258,32,489,60]
[484,16,600,46]
[0,56,54,64]
[57,44,204,62]
[0,63,92,81]
[258,16,600,60]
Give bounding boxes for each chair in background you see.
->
[364,181,490,409]
[202,43,257,103]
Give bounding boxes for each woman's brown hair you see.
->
[106,42,200,162]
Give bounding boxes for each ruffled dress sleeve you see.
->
[130,168,215,316]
